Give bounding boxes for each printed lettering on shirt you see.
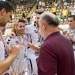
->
[15,40,19,44]
[34,30,38,33]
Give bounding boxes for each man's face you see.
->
[68,17,75,29]
[0,9,13,27]
[36,14,40,27]
[16,22,25,34]
[39,19,45,39]
[0,9,13,33]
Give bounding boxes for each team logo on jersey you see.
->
[34,30,38,33]
[15,41,19,44]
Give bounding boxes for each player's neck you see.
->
[0,27,5,35]
[17,33,23,36]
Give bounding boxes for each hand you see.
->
[62,30,67,35]
[10,32,16,38]
[9,45,20,58]
[3,32,16,40]
[19,71,25,75]
[11,71,16,75]
[28,43,40,52]
[68,33,74,40]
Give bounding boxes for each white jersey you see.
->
[25,23,41,75]
[5,34,28,74]
[25,24,40,56]
[6,34,28,50]
[0,37,5,61]
[0,34,11,75]
[25,24,40,46]
[65,28,75,49]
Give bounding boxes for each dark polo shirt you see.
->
[37,31,74,75]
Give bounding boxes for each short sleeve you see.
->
[38,45,57,75]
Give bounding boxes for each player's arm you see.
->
[58,27,67,35]
[28,43,40,52]
[0,45,20,75]
[3,32,16,40]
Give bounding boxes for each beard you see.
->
[0,22,6,34]
[0,22,6,27]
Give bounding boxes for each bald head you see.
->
[39,12,59,39]
[39,12,60,27]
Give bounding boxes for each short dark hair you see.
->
[35,11,43,15]
[18,19,26,23]
[0,1,13,13]
[41,12,60,27]
[68,15,75,21]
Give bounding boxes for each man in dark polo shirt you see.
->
[29,12,74,75]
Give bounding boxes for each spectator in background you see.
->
[41,1,45,9]
[22,13,26,19]
[64,1,67,6]
[71,8,75,15]
[27,17,30,25]
[32,12,36,23]
[62,6,68,19]
[69,5,73,15]
[39,1,42,7]
[51,5,57,15]
[54,2,58,8]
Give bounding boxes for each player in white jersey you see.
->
[63,15,75,59]
[25,11,43,75]
[6,19,27,75]
[0,32,5,61]
[59,15,75,60]
[0,1,20,75]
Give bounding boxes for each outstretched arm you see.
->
[0,45,20,75]
[28,43,40,52]
[58,27,67,35]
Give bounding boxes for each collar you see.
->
[68,27,75,31]
[44,31,60,42]
[34,22,37,27]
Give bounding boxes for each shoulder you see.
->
[25,24,34,29]
[25,24,35,33]
[5,37,11,42]
[23,34,28,38]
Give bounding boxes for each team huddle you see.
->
[0,1,75,75]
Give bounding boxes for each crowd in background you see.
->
[1,0,75,75]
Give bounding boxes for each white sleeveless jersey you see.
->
[25,24,40,56]
[5,34,28,74]
[6,34,28,58]
[25,24,41,75]
[6,34,27,48]
[0,34,11,75]
[0,37,5,61]
[65,28,75,49]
